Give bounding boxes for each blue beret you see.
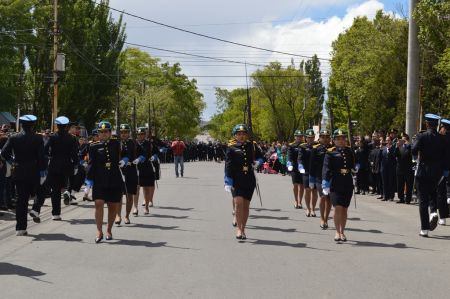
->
[55,116,70,125]
[19,115,37,122]
[441,119,450,127]
[425,113,440,122]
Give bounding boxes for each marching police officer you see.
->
[85,121,127,243]
[298,129,318,217]
[309,128,332,229]
[411,114,449,237]
[133,127,159,215]
[224,124,263,240]
[437,119,450,225]
[30,116,79,222]
[287,130,304,209]
[322,129,358,242]
[0,115,47,236]
[115,124,138,225]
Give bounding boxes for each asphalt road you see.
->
[0,161,449,299]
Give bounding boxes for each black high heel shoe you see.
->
[106,235,113,241]
[95,235,103,244]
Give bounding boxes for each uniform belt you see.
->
[105,162,111,169]
[340,169,350,175]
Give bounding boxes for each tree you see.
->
[328,11,408,134]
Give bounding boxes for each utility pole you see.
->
[52,0,58,132]
[406,0,420,136]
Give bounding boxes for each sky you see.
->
[108,0,409,120]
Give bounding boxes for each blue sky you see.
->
[108,0,410,120]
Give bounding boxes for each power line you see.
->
[91,0,331,62]
[125,42,266,67]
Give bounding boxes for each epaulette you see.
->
[289,141,296,145]
[228,139,237,146]
[91,141,100,145]
[327,147,336,152]
[313,144,321,149]
[300,142,307,146]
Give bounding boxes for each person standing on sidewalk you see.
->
[171,137,186,178]
[0,115,47,236]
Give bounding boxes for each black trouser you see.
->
[382,168,395,199]
[32,173,67,216]
[15,180,37,231]
[416,177,439,230]
[437,178,449,219]
[357,169,369,192]
[397,170,414,203]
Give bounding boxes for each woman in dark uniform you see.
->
[85,121,127,243]
[322,129,359,242]
[224,124,263,240]
[133,127,158,215]
[115,124,138,225]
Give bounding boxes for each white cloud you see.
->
[109,0,391,119]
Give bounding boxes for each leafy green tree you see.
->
[328,11,408,134]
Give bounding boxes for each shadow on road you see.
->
[0,263,48,282]
[348,240,429,250]
[148,214,189,220]
[249,215,289,221]
[346,228,405,237]
[156,206,194,211]
[247,225,296,233]
[64,218,96,225]
[106,239,195,250]
[251,208,282,212]
[31,233,83,242]
[128,223,182,231]
[248,239,333,251]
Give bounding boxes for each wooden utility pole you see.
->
[245,63,252,136]
[52,0,58,132]
[115,67,120,132]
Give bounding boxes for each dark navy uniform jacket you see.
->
[120,139,138,178]
[298,143,315,174]
[287,141,301,171]
[309,143,331,181]
[86,138,123,190]
[136,139,159,179]
[225,140,263,189]
[412,128,449,180]
[0,131,46,182]
[395,144,413,175]
[45,131,79,176]
[322,146,355,193]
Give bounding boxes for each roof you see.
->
[0,112,16,125]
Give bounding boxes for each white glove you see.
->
[288,166,293,172]
[73,167,78,176]
[40,176,46,185]
[84,186,91,194]
[224,185,232,193]
[323,188,330,196]
[299,168,305,174]
[447,198,450,205]
[83,161,88,168]
[5,162,11,178]
[119,160,126,168]
[133,158,141,165]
